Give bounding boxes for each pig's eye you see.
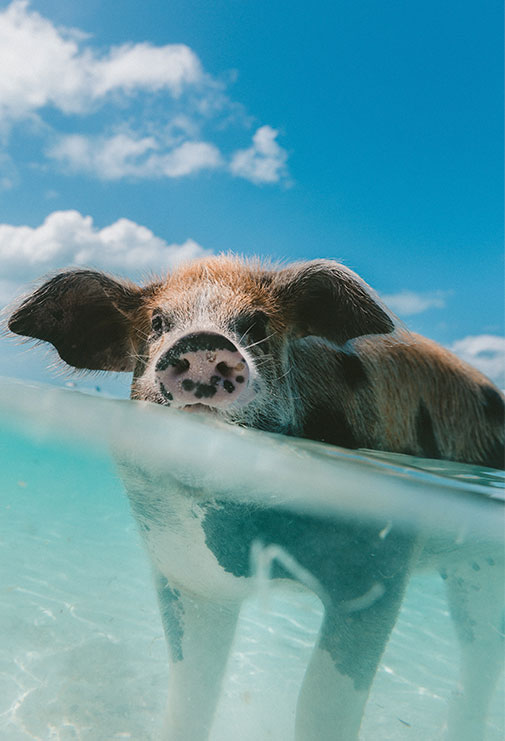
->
[150,312,166,338]
[235,311,269,347]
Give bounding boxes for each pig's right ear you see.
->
[8,270,148,372]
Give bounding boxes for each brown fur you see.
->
[7,255,505,468]
[290,331,503,466]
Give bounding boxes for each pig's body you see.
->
[286,333,503,467]
[8,255,505,740]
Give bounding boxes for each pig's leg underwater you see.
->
[155,570,241,741]
[293,519,417,741]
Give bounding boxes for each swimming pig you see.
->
[8,256,504,467]
[8,256,505,740]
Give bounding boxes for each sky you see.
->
[0,0,503,395]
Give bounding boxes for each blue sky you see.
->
[0,0,503,393]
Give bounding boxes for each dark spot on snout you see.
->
[156,333,237,373]
[155,355,169,371]
[156,355,190,373]
[339,353,368,390]
[236,375,245,383]
[194,383,217,399]
[159,382,173,401]
[223,380,235,394]
[182,379,195,391]
[175,332,236,355]
[481,385,505,425]
[415,401,440,459]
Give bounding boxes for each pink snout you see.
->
[155,332,250,408]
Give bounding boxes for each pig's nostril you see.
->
[216,361,231,376]
[172,357,190,374]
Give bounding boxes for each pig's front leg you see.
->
[154,571,241,741]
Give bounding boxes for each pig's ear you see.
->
[271,260,395,345]
[8,270,148,371]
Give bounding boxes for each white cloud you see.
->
[0,1,202,120]
[48,133,222,180]
[48,133,156,179]
[0,210,210,304]
[230,126,288,184]
[450,335,505,388]
[381,289,448,316]
[0,1,289,186]
[156,140,222,177]
[92,42,202,99]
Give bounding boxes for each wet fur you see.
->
[9,254,503,468]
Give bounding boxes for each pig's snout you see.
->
[155,332,250,408]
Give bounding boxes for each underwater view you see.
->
[0,378,503,741]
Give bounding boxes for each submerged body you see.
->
[8,255,505,740]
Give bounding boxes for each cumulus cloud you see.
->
[381,289,448,316]
[0,0,202,120]
[450,335,505,388]
[49,126,290,183]
[230,126,288,184]
[0,210,209,304]
[0,2,290,186]
[48,133,222,180]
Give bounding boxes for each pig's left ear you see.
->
[8,269,149,372]
[270,260,394,344]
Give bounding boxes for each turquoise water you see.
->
[0,378,503,740]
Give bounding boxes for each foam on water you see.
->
[0,378,503,740]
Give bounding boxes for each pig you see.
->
[7,255,505,741]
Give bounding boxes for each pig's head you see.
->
[8,256,394,433]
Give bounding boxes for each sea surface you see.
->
[0,378,503,740]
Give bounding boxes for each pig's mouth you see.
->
[181,403,219,415]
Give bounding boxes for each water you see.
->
[0,378,503,740]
